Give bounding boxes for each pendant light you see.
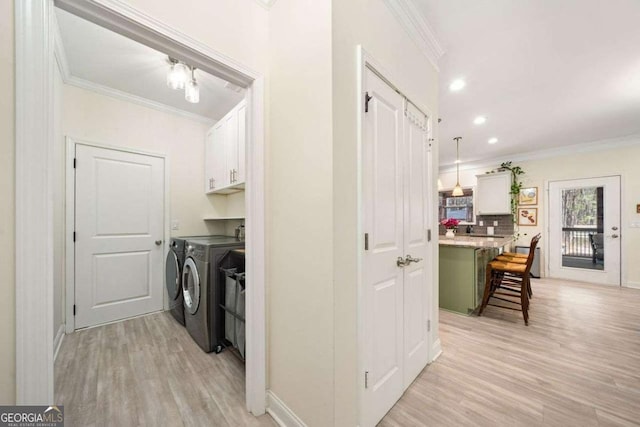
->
[452,137,464,196]
[167,58,189,90]
[185,67,200,104]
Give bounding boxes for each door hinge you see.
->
[365,371,369,388]
[427,319,431,332]
[364,92,373,113]
[73,158,76,169]
[73,231,76,242]
[364,233,369,250]
[73,304,76,316]
[427,229,432,242]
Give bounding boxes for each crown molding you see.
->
[52,17,215,125]
[382,0,445,71]
[439,132,640,173]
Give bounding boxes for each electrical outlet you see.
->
[479,221,484,226]
[493,221,499,226]
[171,220,180,231]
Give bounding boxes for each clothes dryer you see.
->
[182,236,244,352]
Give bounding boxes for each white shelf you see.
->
[203,216,245,221]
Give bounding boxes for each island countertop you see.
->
[438,235,514,248]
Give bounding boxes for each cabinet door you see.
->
[476,173,511,215]
[204,129,214,192]
[224,111,238,186]
[211,122,227,190]
[236,101,246,184]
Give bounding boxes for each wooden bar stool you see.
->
[478,234,541,325]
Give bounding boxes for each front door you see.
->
[74,143,165,328]
[548,176,621,285]
[362,68,432,427]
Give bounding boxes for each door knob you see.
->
[397,257,407,267]
[155,240,162,246]
[405,255,423,265]
[612,226,618,230]
[611,234,619,239]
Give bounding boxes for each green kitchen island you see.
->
[439,236,514,315]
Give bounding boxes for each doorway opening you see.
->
[15,0,266,416]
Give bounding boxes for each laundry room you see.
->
[50,6,260,424]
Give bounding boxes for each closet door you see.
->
[362,68,405,427]
[402,103,431,388]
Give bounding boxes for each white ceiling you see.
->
[417,0,640,167]
[55,8,245,122]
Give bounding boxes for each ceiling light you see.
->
[473,116,487,125]
[167,58,189,90]
[452,137,464,197]
[454,159,461,164]
[488,137,498,144]
[449,79,466,92]
[185,67,200,104]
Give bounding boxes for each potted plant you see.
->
[440,218,460,239]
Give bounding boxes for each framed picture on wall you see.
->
[518,208,538,226]
[518,187,538,205]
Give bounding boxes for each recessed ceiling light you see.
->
[454,159,462,164]
[473,116,487,125]
[488,137,498,144]
[449,79,466,92]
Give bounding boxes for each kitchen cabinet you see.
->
[205,99,246,194]
[475,171,512,215]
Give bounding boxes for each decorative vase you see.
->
[445,229,455,239]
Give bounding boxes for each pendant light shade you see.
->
[185,67,200,104]
[452,137,463,196]
[167,59,189,90]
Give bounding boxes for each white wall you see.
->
[0,0,15,405]
[439,142,640,287]
[267,1,335,425]
[332,1,440,425]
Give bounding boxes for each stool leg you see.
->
[521,277,530,325]
[479,265,493,315]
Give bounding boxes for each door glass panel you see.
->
[561,186,604,270]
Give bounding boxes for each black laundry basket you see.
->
[217,250,246,360]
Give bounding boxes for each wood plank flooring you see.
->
[55,311,276,427]
[381,278,640,427]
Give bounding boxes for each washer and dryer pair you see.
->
[165,235,244,353]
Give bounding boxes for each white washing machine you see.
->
[182,236,244,352]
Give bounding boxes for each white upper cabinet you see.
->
[205,99,246,194]
[475,171,512,215]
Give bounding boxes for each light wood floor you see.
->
[55,311,276,427]
[381,278,640,427]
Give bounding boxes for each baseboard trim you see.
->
[54,324,65,362]
[266,390,307,427]
[430,338,443,363]
[624,281,640,289]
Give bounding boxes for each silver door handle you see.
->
[155,240,162,246]
[397,257,408,267]
[405,255,423,265]
[612,226,618,230]
[611,234,619,239]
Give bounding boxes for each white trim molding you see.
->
[430,338,443,363]
[53,325,65,362]
[624,281,640,289]
[440,132,640,173]
[15,0,56,404]
[382,0,444,71]
[266,391,307,427]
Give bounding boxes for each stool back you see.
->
[523,234,542,276]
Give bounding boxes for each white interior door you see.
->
[362,69,405,427]
[75,144,165,328]
[548,176,621,285]
[402,103,431,388]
